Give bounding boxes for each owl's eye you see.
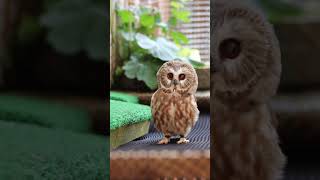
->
[219,38,241,60]
[179,74,185,80]
[167,73,173,80]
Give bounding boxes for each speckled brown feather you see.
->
[151,89,198,135]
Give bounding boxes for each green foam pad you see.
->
[0,95,91,132]
[111,121,150,149]
[0,121,108,179]
[110,100,151,130]
[110,91,139,104]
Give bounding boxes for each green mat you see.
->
[0,121,108,179]
[110,98,151,149]
[0,95,91,132]
[110,91,139,104]
[110,100,151,130]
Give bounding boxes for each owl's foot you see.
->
[158,134,171,144]
[177,137,189,144]
[157,137,170,144]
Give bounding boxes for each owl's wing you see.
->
[150,91,157,109]
[150,89,161,115]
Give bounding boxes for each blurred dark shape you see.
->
[0,0,109,178]
[1,0,108,96]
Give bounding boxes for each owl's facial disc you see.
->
[173,73,187,91]
[166,71,179,91]
[168,71,186,91]
[165,70,189,92]
[158,60,197,94]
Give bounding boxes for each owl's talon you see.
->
[157,138,170,144]
[177,138,189,144]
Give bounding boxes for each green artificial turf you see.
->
[0,121,108,180]
[110,91,139,104]
[110,100,151,130]
[0,95,91,132]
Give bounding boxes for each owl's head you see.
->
[211,0,281,103]
[157,60,198,94]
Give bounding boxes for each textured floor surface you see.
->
[285,165,320,180]
[115,114,210,151]
[114,114,320,180]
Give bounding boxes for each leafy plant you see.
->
[116,0,205,90]
[254,0,303,22]
[40,0,107,60]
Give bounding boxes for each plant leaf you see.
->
[256,0,303,22]
[156,22,168,29]
[189,49,201,62]
[189,60,206,69]
[123,58,141,79]
[85,8,107,59]
[178,47,191,57]
[168,17,178,27]
[135,33,156,49]
[152,37,179,61]
[41,0,107,60]
[123,57,161,89]
[120,31,135,41]
[118,10,135,24]
[170,31,189,44]
[177,48,205,68]
[136,60,159,89]
[140,14,155,28]
[172,9,190,23]
[136,34,179,61]
[170,1,184,9]
[18,16,43,44]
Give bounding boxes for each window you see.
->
[118,0,210,62]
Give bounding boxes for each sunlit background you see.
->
[110,0,210,91]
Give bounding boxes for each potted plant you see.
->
[112,0,207,91]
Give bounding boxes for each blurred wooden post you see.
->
[110,0,135,88]
[110,0,135,89]
[110,0,117,88]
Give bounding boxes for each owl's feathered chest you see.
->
[151,89,199,135]
[213,102,285,180]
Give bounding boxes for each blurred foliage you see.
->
[254,0,303,22]
[40,0,107,60]
[18,16,43,44]
[116,0,205,90]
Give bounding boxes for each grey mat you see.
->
[114,114,320,180]
[285,167,320,180]
[115,114,210,151]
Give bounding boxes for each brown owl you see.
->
[212,0,286,180]
[151,60,199,144]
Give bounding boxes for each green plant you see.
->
[40,0,107,60]
[116,0,205,90]
[254,0,303,22]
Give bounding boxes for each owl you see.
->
[211,0,286,180]
[151,60,199,144]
